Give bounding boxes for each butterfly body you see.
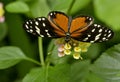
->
[24,11,114,43]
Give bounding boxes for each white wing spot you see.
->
[83,37,88,41]
[105,29,108,32]
[42,18,45,20]
[102,37,106,41]
[29,20,32,24]
[27,30,30,32]
[35,26,40,34]
[45,29,48,32]
[95,37,99,41]
[88,34,91,37]
[90,41,94,43]
[30,29,33,33]
[42,23,46,27]
[25,24,29,29]
[108,30,111,33]
[97,25,101,27]
[92,28,95,32]
[35,21,39,25]
[26,22,29,24]
[107,33,112,38]
[95,33,101,41]
[94,24,97,27]
[99,29,102,33]
[89,17,92,21]
[104,34,107,36]
[50,13,53,16]
[38,18,41,21]
[40,35,44,37]
[47,33,51,37]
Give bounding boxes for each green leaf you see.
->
[5,1,29,13]
[47,0,90,14]
[91,44,120,82]
[23,64,70,82]
[48,64,70,82]
[23,67,46,82]
[17,0,32,2]
[0,23,7,41]
[28,0,50,17]
[0,46,27,69]
[86,72,105,82]
[47,0,72,13]
[94,0,120,30]
[70,0,91,14]
[6,14,36,77]
[70,60,90,82]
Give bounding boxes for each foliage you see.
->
[0,0,120,82]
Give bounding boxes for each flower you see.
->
[0,2,5,22]
[74,47,81,52]
[73,53,83,60]
[64,49,71,55]
[55,38,91,59]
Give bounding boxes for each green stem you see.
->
[25,57,41,66]
[67,0,76,14]
[38,37,45,66]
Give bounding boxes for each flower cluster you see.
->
[0,2,5,23]
[55,38,91,59]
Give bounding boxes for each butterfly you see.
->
[23,11,114,43]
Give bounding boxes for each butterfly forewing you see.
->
[24,17,58,37]
[73,24,114,43]
[48,11,69,36]
[70,16,93,37]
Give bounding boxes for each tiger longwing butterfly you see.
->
[24,11,114,43]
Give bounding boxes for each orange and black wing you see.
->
[70,16,93,37]
[70,16,114,43]
[48,11,69,37]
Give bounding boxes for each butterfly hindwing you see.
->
[24,17,57,37]
[73,24,114,43]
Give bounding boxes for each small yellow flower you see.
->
[81,48,88,52]
[64,43,71,49]
[0,3,4,17]
[74,47,81,52]
[73,53,83,60]
[64,49,71,55]
[79,42,91,48]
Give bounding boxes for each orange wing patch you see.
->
[48,11,69,36]
[53,13,68,32]
[70,16,93,37]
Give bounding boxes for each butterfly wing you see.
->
[70,16,94,37]
[48,11,69,37]
[23,17,58,37]
[72,23,114,43]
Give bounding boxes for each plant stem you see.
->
[25,57,41,66]
[38,37,45,66]
[67,0,76,14]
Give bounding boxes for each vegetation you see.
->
[0,0,120,82]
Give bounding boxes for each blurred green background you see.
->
[0,0,120,82]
